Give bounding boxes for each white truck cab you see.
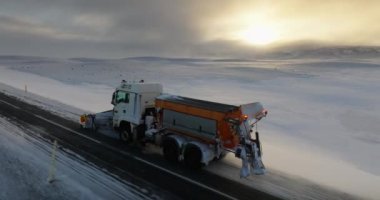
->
[111,81,162,129]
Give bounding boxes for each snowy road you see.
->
[0,91,280,200]
[0,94,178,200]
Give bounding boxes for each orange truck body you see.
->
[155,95,245,150]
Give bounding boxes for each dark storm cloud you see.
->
[0,0,211,58]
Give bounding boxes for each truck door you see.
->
[113,90,139,127]
[113,90,129,127]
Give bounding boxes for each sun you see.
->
[237,25,279,45]
[209,11,282,46]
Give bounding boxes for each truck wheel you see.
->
[119,123,132,143]
[162,138,179,162]
[184,144,202,169]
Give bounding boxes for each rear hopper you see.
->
[155,95,244,150]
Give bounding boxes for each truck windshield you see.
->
[116,90,129,104]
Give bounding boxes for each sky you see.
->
[1,0,380,58]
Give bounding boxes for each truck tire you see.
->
[119,122,132,143]
[162,138,179,162]
[184,144,202,169]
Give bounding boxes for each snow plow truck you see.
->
[80,80,268,177]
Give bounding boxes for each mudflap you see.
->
[251,142,266,175]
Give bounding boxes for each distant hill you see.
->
[125,56,208,63]
[266,43,380,59]
[1,45,380,63]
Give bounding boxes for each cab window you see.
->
[116,91,129,103]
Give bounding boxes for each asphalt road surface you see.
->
[0,92,281,200]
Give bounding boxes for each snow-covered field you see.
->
[0,56,379,199]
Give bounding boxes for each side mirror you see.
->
[111,92,116,105]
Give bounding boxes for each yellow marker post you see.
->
[48,140,58,183]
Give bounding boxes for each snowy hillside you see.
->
[0,56,379,199]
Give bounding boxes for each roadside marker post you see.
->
[48,140,58,183]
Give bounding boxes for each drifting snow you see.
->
[0,57,380,199]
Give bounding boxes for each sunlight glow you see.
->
[237,25,279,45]
[216,11,283,46]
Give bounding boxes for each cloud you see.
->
[0,0,380,58]
[0,1,207,58]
